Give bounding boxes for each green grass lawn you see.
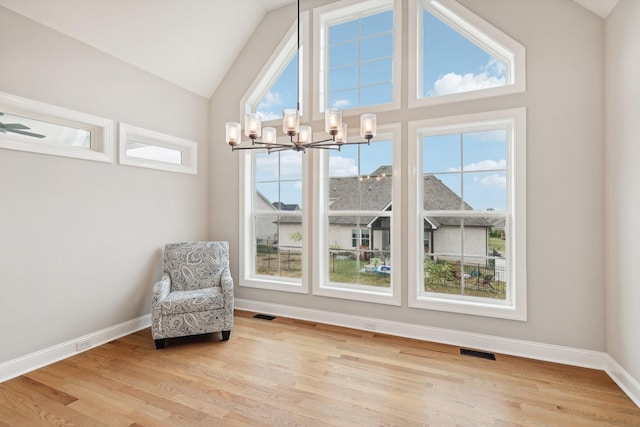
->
[256,251,391,287]
[489,236,506,253]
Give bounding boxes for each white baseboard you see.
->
[0,314,151,383]
[606,355,640,408]
[236,298,639,408]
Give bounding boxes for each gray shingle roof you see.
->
[268,166,493,227]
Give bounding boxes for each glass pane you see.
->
[329,65,358,91]
[255,215,302,279]
[256,53,298,121]
[255,150,302,182]
[422,8,506,98]
[280,180,303,210]
[329,140,392,211]
[329,20,358,45]
[462,130,507,172]
[423,134,461,174]
[329,215,391,288]
[361,34,393,62]
[423,254,462,295]
[359,83,393,107]
[328,89,358,110]
[423,217,506,299]
[255,182,302,210]
[488,223,508,299]
[361,10,393,37]
[126,143,181,164]
[329,41,358,68]
[0,112,90,148]
[360,58,392,86]
[424,173,462,211]
[463,171,506,212]
[255,182,279,209]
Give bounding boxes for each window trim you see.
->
[238,136,311,294]
[407,0,526,108]
[312,0,402,121]
[118,123,197,175]
[407,108,527,320]
[0,92,114,163]
[312,124,402,306]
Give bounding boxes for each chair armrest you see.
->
[152,273,171,308]
[220,268,234,295]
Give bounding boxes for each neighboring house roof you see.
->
[272,201,300,211]
[275,166,493,227]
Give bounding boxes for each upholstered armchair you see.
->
[151,241,234,349]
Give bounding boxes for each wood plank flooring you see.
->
[1,310,638,426]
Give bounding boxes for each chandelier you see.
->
[225,0,377,153]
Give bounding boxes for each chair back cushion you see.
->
[164,241,229,292]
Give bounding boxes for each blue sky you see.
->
[254,5,507,212]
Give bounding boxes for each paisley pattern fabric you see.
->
[151,241,234,340]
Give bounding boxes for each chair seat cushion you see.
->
[160,287,224,315]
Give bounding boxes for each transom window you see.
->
[408,0,525,107]
[241,13,309,123]
[0,92,113,163]
[314,0,401,118]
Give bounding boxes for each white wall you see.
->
[0,7,210,363]
[211,0,606,351]
[605,0,640,383]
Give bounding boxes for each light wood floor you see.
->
[1,311,639,426]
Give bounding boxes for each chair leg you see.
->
[221,330,231,341]
[154,339,166,349]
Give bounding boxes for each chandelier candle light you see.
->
[225,0,377,153]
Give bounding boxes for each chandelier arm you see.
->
[231,142,292,151]
[302,137,335,147]
[308,140,372,148]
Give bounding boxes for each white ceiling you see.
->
[0,0,295,98]
[0,0,617,99]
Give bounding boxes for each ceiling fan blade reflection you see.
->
[2,123,31,130]
[7,129,46,138]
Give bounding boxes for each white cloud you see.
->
[448,159,506,173]
[430,72,505,97]
[329,156,358,177]
[258,90,284,109]
[255,150,302,179]
[429,58,506,97]
[256,110,281,121]
[482,58,506,76]
[331,99,352,109]
[474,174,506,189]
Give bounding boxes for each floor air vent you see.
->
[253,314,276,321]
[460,348,496,360]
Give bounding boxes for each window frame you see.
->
[313,0,402,121]
[0,92,114,163]
[312,124,402,305]
[118,123,197,174]
[407,0,526,108]
[238,136,311,294]
[408,108,527,320]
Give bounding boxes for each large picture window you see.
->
[313,125,401,305]
[239,141,309,293]
[408,109,527,320]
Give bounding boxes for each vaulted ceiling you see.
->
[0,0,618,99]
